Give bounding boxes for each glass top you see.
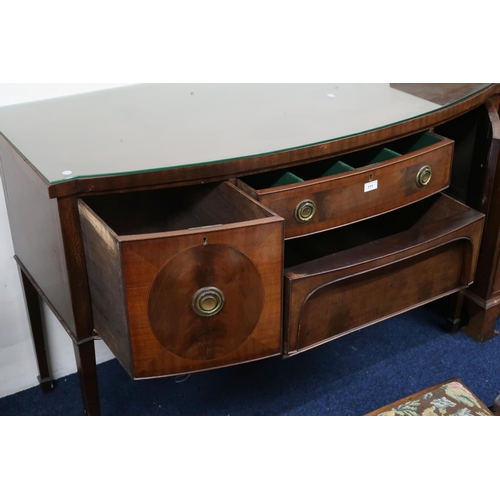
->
[0,83,491,185]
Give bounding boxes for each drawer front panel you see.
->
[238,133,454,238]
[296,243,463,351]
[123,222,284,378]
[255,145,452,238]
[284,194,485,354]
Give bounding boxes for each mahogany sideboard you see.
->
[1,83,499,415]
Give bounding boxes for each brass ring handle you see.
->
[192,286,225,317]
[416,165,432,188]
[295,199,316,223]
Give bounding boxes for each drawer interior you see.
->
[239,131,445,190]
[81,182,275,236]
[284,194,469,268]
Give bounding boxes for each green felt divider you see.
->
[322,161,355,177]
[271,171,304,187]
[369,148,401,164]
[405,132,441,153]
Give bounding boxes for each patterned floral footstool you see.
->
[367,378,494,416]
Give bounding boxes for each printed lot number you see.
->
[364,180,378,193]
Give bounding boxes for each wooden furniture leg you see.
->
[57,196,101,415]
[73,340,101,416]
[18,266,53,393]
[462,295,500,343]
[446,290,465,333]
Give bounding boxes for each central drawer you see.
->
[284,194,485,354]
[79,181,284,379]
[237,131,454,238]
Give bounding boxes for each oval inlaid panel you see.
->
[148,244,264,361]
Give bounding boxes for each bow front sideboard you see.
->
[1,83,499,415]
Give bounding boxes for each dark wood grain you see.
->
[124,221,284,378]
[467,101,500,297]
[57,196,103,414]
[297,244,465,350]
[57,196,94,342]
[79,200,132,373]
[296,244,464,351]
[463,296,500,342]
[284,194,485,354]
[461,100,500,341]
[148,244,264,361]
[446,291,465,333]
[73,340,100,416]
[18,266,53,392]
[434,102,495,216]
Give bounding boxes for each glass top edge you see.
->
[0,83,494,186]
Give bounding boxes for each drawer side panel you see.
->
[79,201,132,374]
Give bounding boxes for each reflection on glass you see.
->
[0,83,492,184]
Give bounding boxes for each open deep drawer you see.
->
[237,131,454,238]
[283,194,485,354]
[78,181,284,379]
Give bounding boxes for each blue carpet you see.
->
[1,299,499,416]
